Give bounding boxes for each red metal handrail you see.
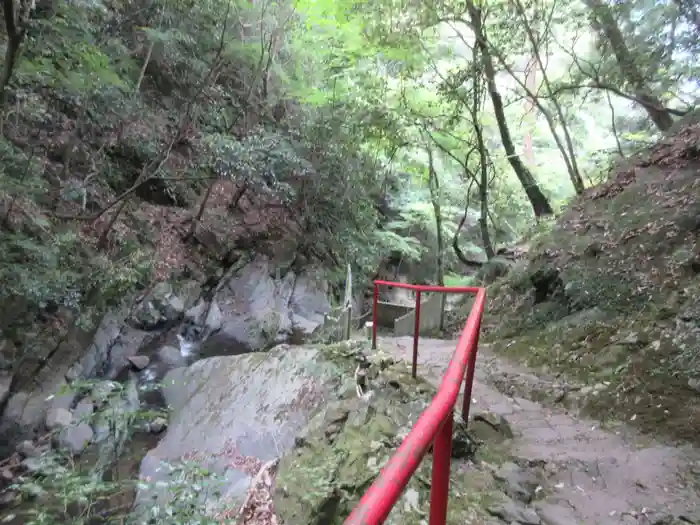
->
[344,280,486,525]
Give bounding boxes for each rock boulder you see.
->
[135,341,494,523]
[137,342,486,525]
[135,343,341,517]
[214,256,331,350]
[129,282,186,331]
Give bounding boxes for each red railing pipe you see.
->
[371,283,379,350]
[461,322,481,419]
[373,280,481,294]
[428,412,453,525]
[343,286,486,525]
[411,290,421,379]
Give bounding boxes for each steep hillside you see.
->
[0,0,397,403]
[478,122,700,443]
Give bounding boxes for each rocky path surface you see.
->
[377,336,700,525]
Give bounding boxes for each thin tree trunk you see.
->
[512,0,584,194]
[478,181,493,259]
[497,53,582,195]
[0,35,20,111]
[467,1,554,217]
[523,57,536,165]
[453,206,476,267]
[136,40,155,91]
[470,57,496,260]
[97,198,128,250]
[475,124,495,260]
[228,180,248,211]
[605,90,624,157]
[0,0,25,131]
[426,147,446,331]
[185,179,216,241]
[584,0,674,131]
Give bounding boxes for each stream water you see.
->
[70,323,265,522]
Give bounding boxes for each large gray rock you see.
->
[57,423,94,455]
[129,281,200,330]
[135,344,338,516]
[289,268,332,336]
[78,310,150,380]
[493,461,541,503]
[184,298,223,335]
[214,256,331,349]
[127,355,150,371]
[487,492,541,525]
[45,407,73,430]
[272,343,491,525]
[0,306,150,449]
[135,339,485,524]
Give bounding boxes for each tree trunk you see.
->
[523,57,536,165]
[136,39,154,92]
[493,43,584,195]
[0,34,20,111]
[427,147,446,331]
[470,59,496,260]
[185,179,216,241]
[605,90,624,157]
[453,209,474,267]
[0,0,25,128]
[467,1,554,218]
[512,0,585,194]
[228,180,248,211]
[475,132,495,260]
[584,0,674,131]
[97,199,128,250]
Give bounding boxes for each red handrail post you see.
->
[411,290,422,379]
[371,283,379,350]
[460,319,481,419]
[428,413,453,525]
[343,284,486,525]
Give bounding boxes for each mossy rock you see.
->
[274,343,493,525]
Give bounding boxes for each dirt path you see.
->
[377,336,700,525]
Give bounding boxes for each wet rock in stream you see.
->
[0,255,332,450]
[128,281,200,331]
[127,355,150,371]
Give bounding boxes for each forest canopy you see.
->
[0,0,697,348]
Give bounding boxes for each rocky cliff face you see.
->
[212,256,331,350]
[0,254,333,459]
